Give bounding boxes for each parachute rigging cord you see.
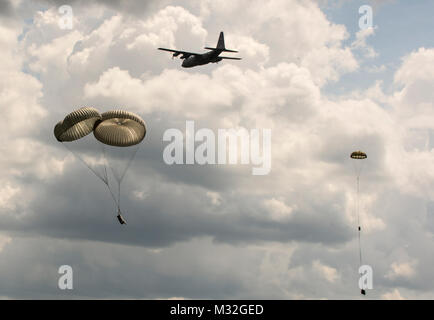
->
[356,175,362,267]
[102,143,140,222]
[62,142,119,212]
[350,150,367,295]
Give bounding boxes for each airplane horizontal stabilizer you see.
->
[204,47,238,53]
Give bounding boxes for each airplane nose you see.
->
[182,60,192,68]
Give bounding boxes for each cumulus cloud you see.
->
[386,261,417,280]
[351,27,378,58]
[381,288,405,300]
[263,198,295,222]
[0,0,433,300]
[312,260,340,283]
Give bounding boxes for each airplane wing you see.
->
[158,48,201,59]
[219,56,242,60]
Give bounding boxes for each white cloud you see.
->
[0,184,20,211]
[381,289,405,300]
[131,6,207,49]
[312,260,340,283]
[0,24,46,137]
[351,27,378,58]
[193,0,359,85]
[263,198,294,222]
[386,48,434,198]
[392,48,434,129]
[226,34,269,66]
[394,48,434,86]
[386,260,417,279]
[28,30,83,77]
[84,67,234,119]
[207,191,222,206]
[0,235,12,253]
[366,64,386,73]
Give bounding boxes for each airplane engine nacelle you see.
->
[214,57,223,63]
[181,54,189,59]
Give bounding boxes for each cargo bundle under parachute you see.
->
[54,107,146,225]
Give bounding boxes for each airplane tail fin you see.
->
[217,31,225,50]
[204,31,238,52]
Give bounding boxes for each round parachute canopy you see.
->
[94,110,146,147]
[54,107,101,142]
[350,150,367,160]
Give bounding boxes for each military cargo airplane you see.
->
[158,32,241,68]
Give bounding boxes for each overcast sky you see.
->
[1,0,434,299]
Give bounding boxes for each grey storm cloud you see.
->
[0,0,12,15]
[37,0,170,16]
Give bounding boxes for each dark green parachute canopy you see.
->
[54,107,101,142]
[93,110,146,147]
[350,150,367,160]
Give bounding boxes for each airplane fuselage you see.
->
[158,31,241,68]
[182,49,223,68]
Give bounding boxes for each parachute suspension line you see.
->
[90,141,119,211]
[126,146,140,181]
[118,178,121,216]
[63,142,119,209]
[119,145,139,182]
[96,142,111,190]
[119,145,139,213]
[104,179,120,210]
[62,143,107,185]
[100,145,109,186]
[356,174,363,267]
[101,145,121,214]
[108,145,140,184]
[103,144,140,217]
[350,150,367,286]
